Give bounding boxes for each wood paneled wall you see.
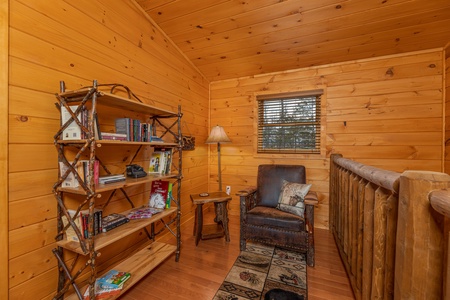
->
[7,0,209,299]
[445,47,450,173]
[210,49,445,230]
[1,1,9,300]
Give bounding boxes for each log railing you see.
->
[330,154,450,300]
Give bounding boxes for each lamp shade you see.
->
[205,125,231,144]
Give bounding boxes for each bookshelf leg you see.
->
[52,248,84,300]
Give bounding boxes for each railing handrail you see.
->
[331,153,450,300]
[332,155,401,193]
[429,188,450,218]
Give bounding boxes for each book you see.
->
[83,285,121,300]
[149,148,173,175]
[61,209,82,242]
[115,118,131,141]
[98,174,126,184]
[150,136,164,142]
[148,151,165,174]
[59,161,81,188]
[126,206,163,220]
[79,208,103,238]
[93,112,102,140]
[102,213,129,232]
[162,148,173,175]
[133,119,141,141]
[61,105,82,140]
[149,180,170,209]
[100,132,128,141]
[96,269,131,289]
[80,159,99,185]
[83,269,130,299]
[166,182,173,208]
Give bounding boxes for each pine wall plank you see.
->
[445,50,450,174]
[210,49,445,230]
[7,0,209,298]
[0,0,8,299]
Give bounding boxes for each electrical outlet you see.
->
[226,186,231,195]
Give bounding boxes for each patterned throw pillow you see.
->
[277,180,312,218]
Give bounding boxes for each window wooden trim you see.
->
[252,88,327,159]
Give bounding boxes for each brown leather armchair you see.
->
[238,164,318,267]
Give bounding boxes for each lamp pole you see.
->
[205,125,230,192]
[217,142,222,191]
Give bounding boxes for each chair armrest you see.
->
[305,191,319,206]
[236,186,257,197]
[238,187,257,218]
[304,191,318,234]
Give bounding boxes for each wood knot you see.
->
[335,4,342,9]
[18,115,28,122]
[385,67,394,77]
[429,64,436,68]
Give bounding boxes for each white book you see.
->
[148,151,166,174]
[61,209,82,242]
[59,161,80,188]
[61,105,82,140]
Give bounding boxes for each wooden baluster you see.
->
[351,174,359,277]
[356,178,366,294]
[371,187,389,299]
[362,182,375,300]
[385,193,398,300]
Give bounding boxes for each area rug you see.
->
[213,242,307,300]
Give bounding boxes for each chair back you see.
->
[256,164,306,207]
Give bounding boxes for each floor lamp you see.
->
[205,125,231,191]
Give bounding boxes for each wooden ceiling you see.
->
[136,0,450,82]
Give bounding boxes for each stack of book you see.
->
[59,159,99,188]
[126,206,163,220]
[98,174,126,184]
[148,148,173,175]
[62,208,103,241]
[83,269,131,299]
[100,132,128,141]
[102,213,129,233]
[60,105,101,140]
[115,117,153,142]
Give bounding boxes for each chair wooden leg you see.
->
[240,236,246,251]
[307,246,315,267]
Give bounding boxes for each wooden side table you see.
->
[190,191,232,246]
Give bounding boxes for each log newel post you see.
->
[394,171,450,300]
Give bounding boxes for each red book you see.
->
[149,180,170,209]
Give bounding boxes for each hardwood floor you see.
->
[122,211,355,300]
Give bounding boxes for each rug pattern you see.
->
[213,242,307,300]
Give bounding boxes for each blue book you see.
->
[96,269,131,289]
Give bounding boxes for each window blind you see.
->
[257,91,321,154]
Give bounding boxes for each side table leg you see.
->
[193,203,197,236]
[222,202,230,242]
[195,204,203,246]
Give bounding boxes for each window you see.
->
[257,90,322,154]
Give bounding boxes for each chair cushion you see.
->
[246,206,305,232]
[277,180,311,218]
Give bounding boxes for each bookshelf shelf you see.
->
[57,173,178,195]
[65,241,176,300]
[52,80,183,300]
[56,207,177,254]
[60,88,177,117]
[56,139,179,147]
